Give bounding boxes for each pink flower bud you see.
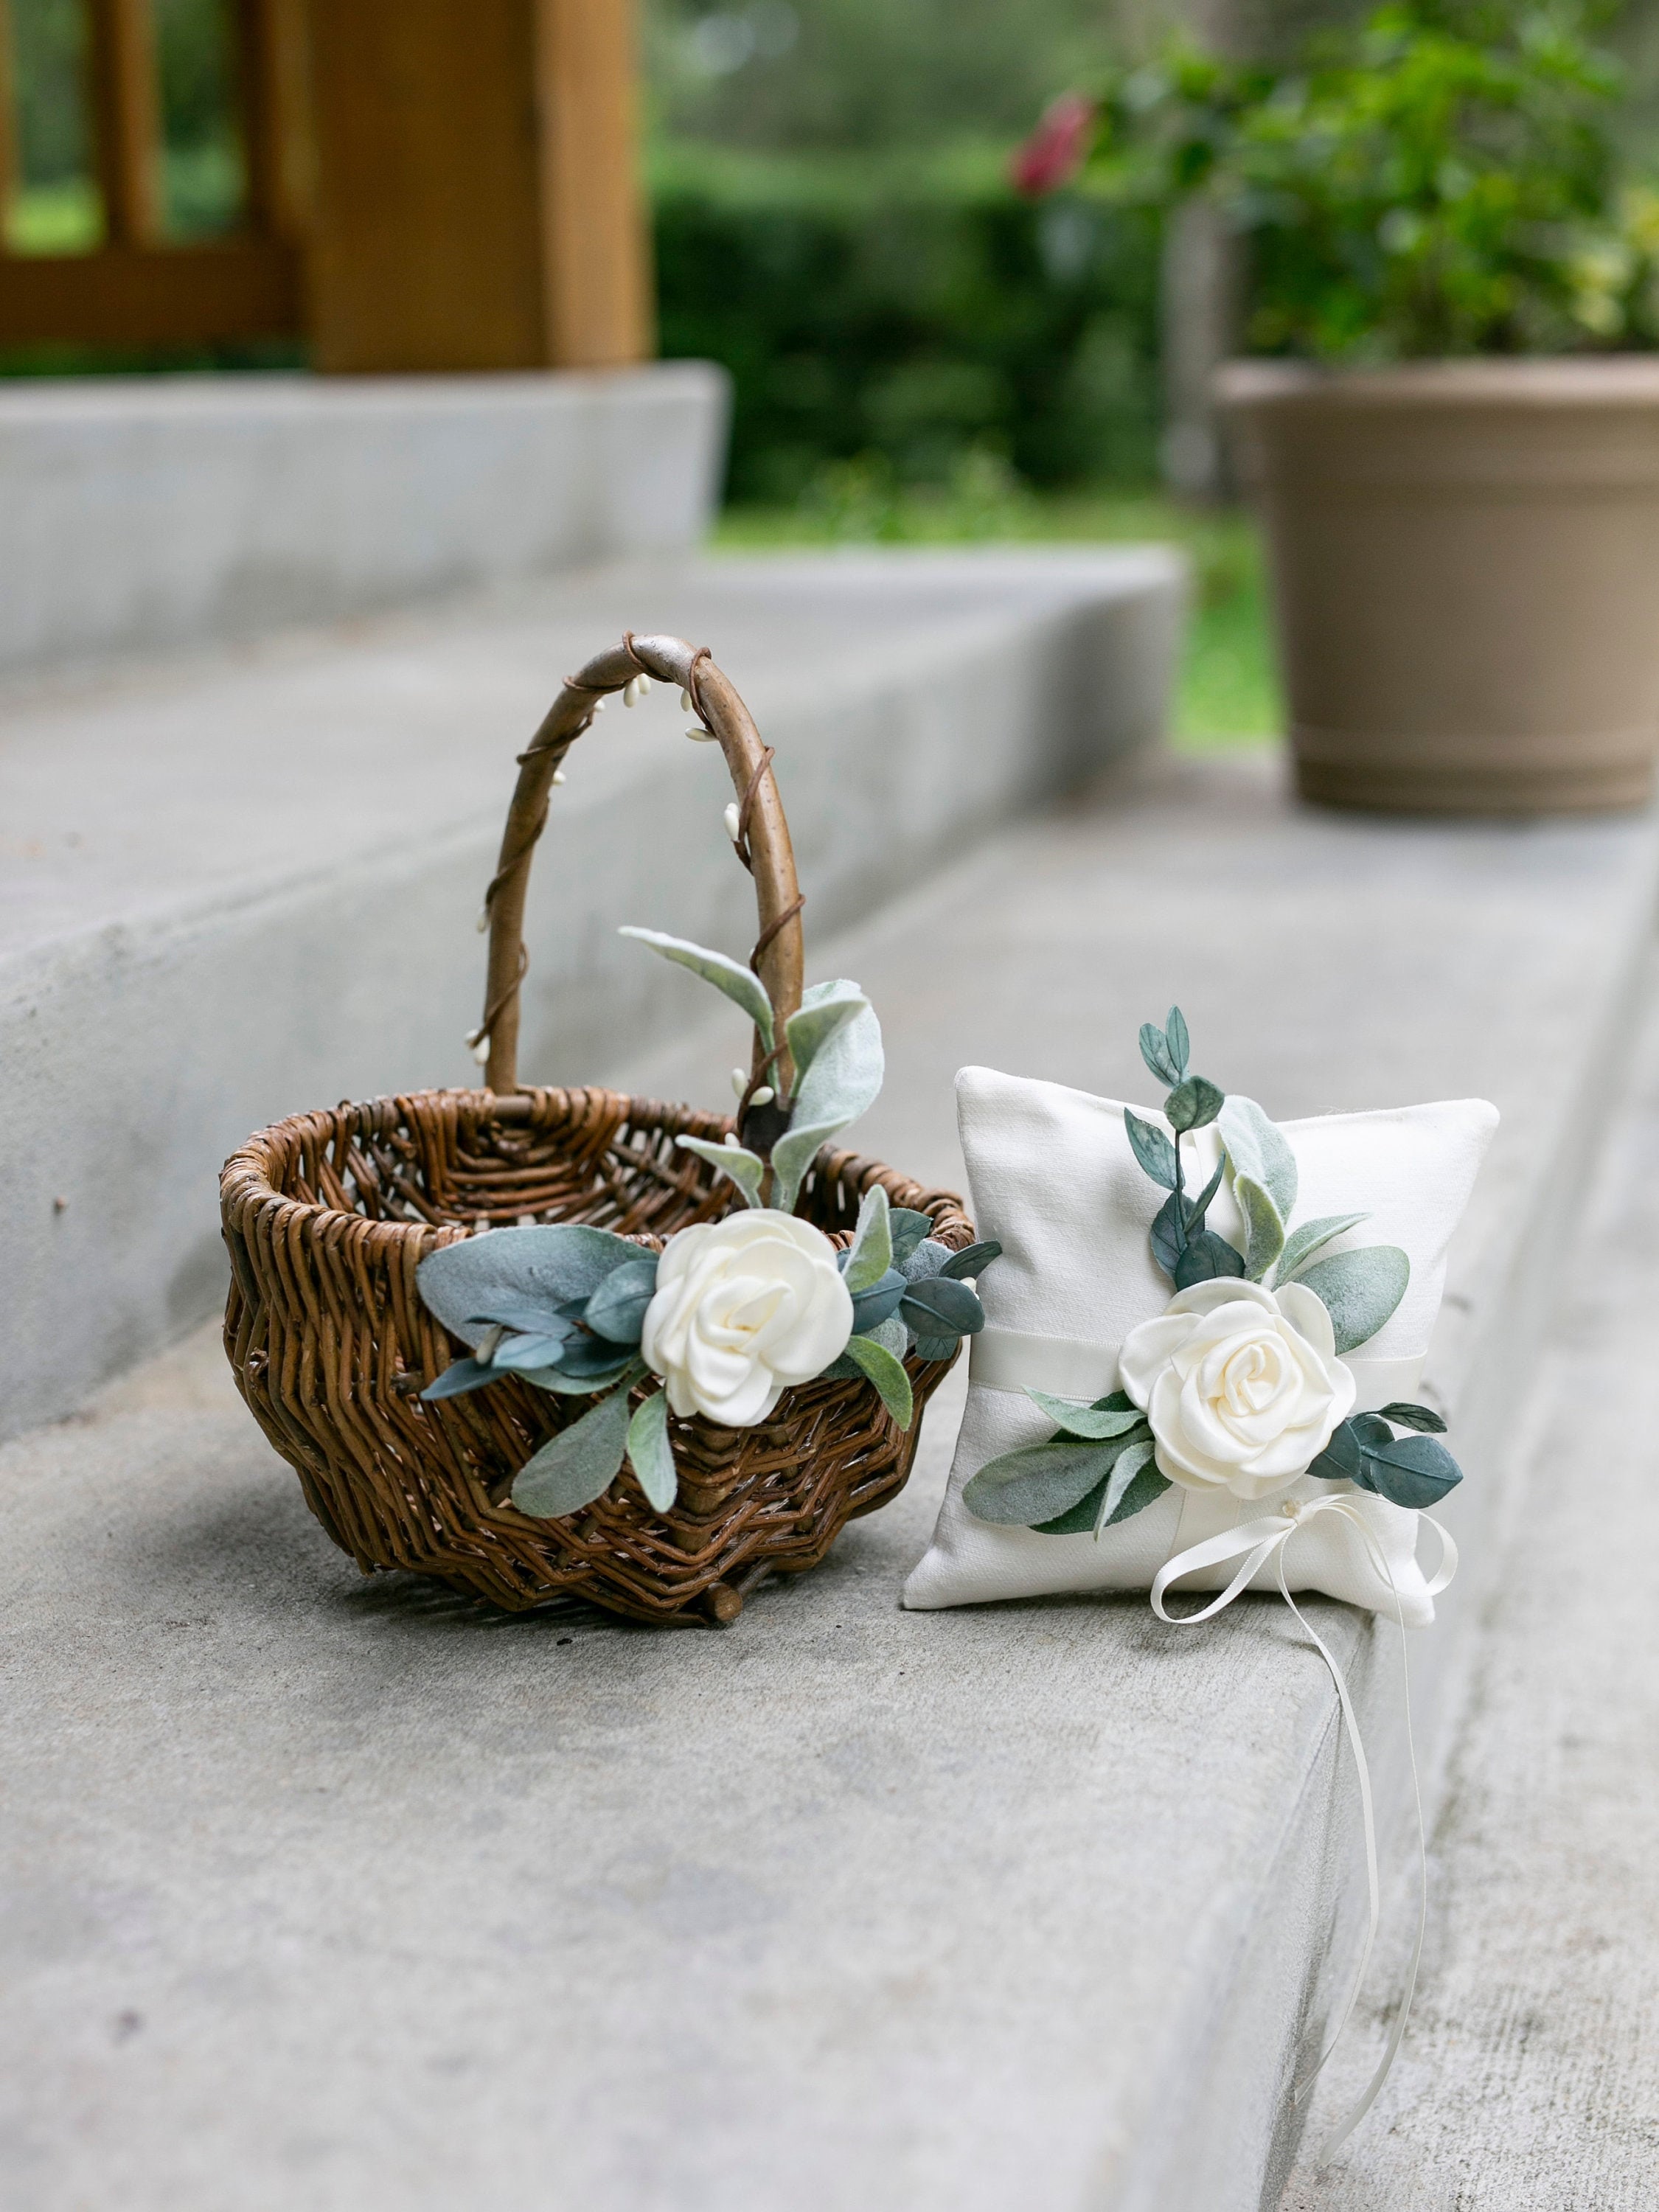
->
[1009,92,1096,198]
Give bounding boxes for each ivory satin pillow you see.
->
[902,1068,1498,1626]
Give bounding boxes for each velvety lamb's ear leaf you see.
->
[1036,1456,1172,1535]
[1277,1211,1370,1281]
[418,1225,643,1351]
[964,1439,1120,1526]
[819,1309,906,1379]
[849,1269,907,1336]
[618,926,774,1050]
[1024,1389,1147,1440]
[1093,1437,1158,1538]
[1295,1245,1411,1354]
[1164,1075,1224,1134]
[1124,1108,1178,1190]
[675,1135,766,1208]
[1217,1095,1298,1223]
[626,1389,678,1514]
[887,1208,936,1265]
[582,1258,661,1344]
[420,1357,502,1401]
[899,1237,949,1283]
[1139,1021,1182,1088]
[784,983,869,1086]
[939,1239,1002,1281]
[1377,1401,1448,1434]
[839,1331,914,1428]
[510,1386,632,1517]
[769,998,884,1214]
[1350,1431,1463,1510]
[843,1183,893,1293]
[1164,1006,1190,1079]
[1173,1231,1247,1289]
[1235,1174,1286,1283]
[899,1275,984,1340]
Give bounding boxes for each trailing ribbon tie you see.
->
[1151,1495,1458,2163]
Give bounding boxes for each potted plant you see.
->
[1015,1,1659,813]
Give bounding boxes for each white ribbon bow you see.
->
[1151,1493,1458,2163]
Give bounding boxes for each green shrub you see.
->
[652,147,1164,501]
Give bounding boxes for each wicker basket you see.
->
[220,633,972,1626]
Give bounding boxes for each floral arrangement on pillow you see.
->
[414,929,1000,1518]
[962,1008,1463,1543]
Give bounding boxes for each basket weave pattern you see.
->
[220,632,973,1626]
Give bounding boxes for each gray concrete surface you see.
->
[3,751,1655,2211]
[0,365,727,672]
[0,547,1182,1436]
[1280,960,1659,2211]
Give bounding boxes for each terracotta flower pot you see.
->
[1218,358,1659,813]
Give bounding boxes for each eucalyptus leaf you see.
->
[420,1356,502,1401]
[1164,1006,1190,1079]
[520,1356,647,1396]
[939,1239,1002,1281]
[1277,1211,1371,1282]
[489,1331,582,1372]
[1164,1075,1224,1134]
[785,984,869,1086]
[768,998,884,1214]
[899,1276,984,1340]
[1139,1021,1182,1088]
[418,1225,644,1352]
[618,926,774,1050]
[1296,1245,1411,1354]
[911,1333,962,1362]
[1094,1436,1158,1537]
[1173,1230,1247,1289]
[1024,1388,1147,1440]
[1150,1153,1229,1279]
[626,1389,678,1514]
[849,1270,907,1336]
[1349,1431,1463,1510]
[839,1331,914,1427]
[1217,1096,1298,1224]
[582,1258,660,1344]
[1235,1174,1286,1283]
[510,1387,632,1518]
[843,1183,894,1293]
[963,1439,1119,1526]
[1377,1401,1447,1434]
[1124,1109,1178,1190]
[1035,1455,1172,1535]
[463,1293,580,1340]
[675,1135,766,1208]
[1307,1418,1363,1481]
[888,1208,936,1266]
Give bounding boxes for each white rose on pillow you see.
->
[640,1210,853,1427]
[1118,1278,1357,1503]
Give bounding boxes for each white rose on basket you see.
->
[641,1210,855,1427]
[1118,1277,1357,1503]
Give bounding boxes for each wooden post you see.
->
[236,0,313,243]
[88,0,161,247]
[303,0,651,375]
[0,0,17,243]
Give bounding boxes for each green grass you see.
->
[712,461,1281,747]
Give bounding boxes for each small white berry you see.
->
[592,697,605,712]
[750,1085,775,1107]
[723,802,741,841]
[622,676,641,707]
[730,1067,747,1097]
[723,1133,742,1149]
[475,906,490,934]
[636,673,653,696]
[686,726,716,742]
[679,688,692,712]
[552,767,566,785]
[470,1037,491,1065]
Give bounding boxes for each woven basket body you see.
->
[220,633,973,1625]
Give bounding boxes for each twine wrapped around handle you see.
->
[474,634,806,1097]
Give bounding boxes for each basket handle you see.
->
[473,633,806,1097]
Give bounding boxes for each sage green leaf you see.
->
[900,1276,984,1340]
[840,1331,914,1427]
[675,1134,765,1208]
[490,1331,581,1372]
[1218,1095,1298,1223]
[769,997,884,1213]
[1035,1456,1172,1535]
[1296,1245,1411,1354]
[848,1270,907,1335]
[420,1357,501,1401]
[1173,1230,1247,1289]
[1164,1075,1225,1134]
[964,1439,1118,1526]
[618,927,774,1049]
[888,1208,935,1265]
[626,1390,678,1514]
[1139,1021,1182,1088]
[843,1183,893,1293]
[1164,1006,1190,1078]
[1377,1401,1447,1434]
[1308,1418,1363,1481]
[819,1312,905,1380]
[1094,1437,1158,1537]
[418,1224,642,1352]
[582,1258,660,1343]
[1350,1431,1463,1510]
[1124,1109,1178,1189]
[1277,1211,1370,1282]
[511,1386,631,1517]
[785,983,869,1086]
[939,1239,1002,1281]
[1236,1174,1286,1283]
[1024,1389,1147,1440]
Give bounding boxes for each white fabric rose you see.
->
[1118,1278,1356,1503]
[641,1210,855,1427]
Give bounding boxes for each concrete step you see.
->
[3,748,1654,2211]
[0,545,1183,1436]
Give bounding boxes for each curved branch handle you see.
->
[474,635,805,1096]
